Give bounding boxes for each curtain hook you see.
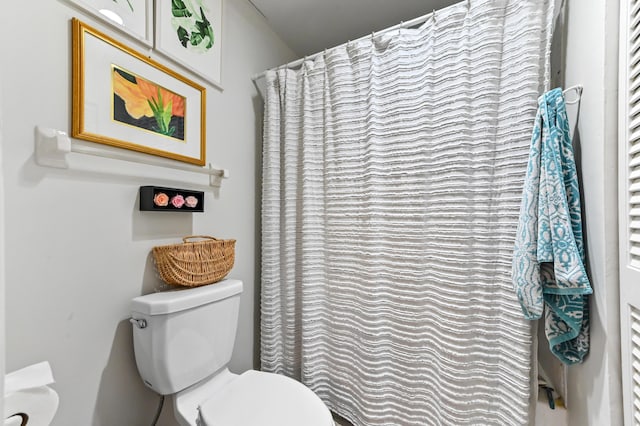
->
[399,21,404,36]
[432,9,436,21]
[467,0,471,10]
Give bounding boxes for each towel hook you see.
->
[563,84,583,105]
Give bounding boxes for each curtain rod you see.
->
[251,6,448,82]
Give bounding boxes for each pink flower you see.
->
[171,194,185,208]
[185,196,198,208]
[154,192,169,206]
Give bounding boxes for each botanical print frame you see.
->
[72,18,207,166]
[155,0,223,89]
[64,0,153,46]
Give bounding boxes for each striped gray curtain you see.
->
[261,1,558,424]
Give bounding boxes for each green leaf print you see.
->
[192,7,214,49]
[172,0,193,18]
[190,32,204,48]
[171,0,215,53]
[177,26,190,47]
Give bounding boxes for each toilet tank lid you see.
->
[131,279,243,315]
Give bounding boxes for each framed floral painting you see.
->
[155,0,223,89]
[72,18,207,166]
[64,0,153,46]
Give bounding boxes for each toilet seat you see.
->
[197,370,333,426]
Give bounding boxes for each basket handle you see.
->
[182,235,219,243]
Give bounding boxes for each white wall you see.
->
[562,0,622,425]
[0,64,5,422]
[0,1,295,424]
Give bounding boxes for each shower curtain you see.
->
[261,1,558,424]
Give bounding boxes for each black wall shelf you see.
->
[139,186,205,212]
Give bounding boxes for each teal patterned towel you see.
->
[512,88,592,364]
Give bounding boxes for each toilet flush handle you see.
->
[130,318,147,329]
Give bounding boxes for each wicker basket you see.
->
[152,236,236,287]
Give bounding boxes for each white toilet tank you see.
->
[130,279,243,395]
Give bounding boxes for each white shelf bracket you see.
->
[34,126,229,188]
[209,165,230,187]
[35,126,71,169]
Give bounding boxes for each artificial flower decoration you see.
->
[153,192,169,206]
[185,195,199,208]
[171,194,186,208]
[141,187,203,212]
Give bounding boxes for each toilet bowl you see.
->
[178,368,332,426]
[130,279,332,426]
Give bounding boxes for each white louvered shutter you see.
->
[620,1,640,424]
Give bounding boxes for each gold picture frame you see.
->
[72,18,207,166]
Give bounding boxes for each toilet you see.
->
[130,279,333,426]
